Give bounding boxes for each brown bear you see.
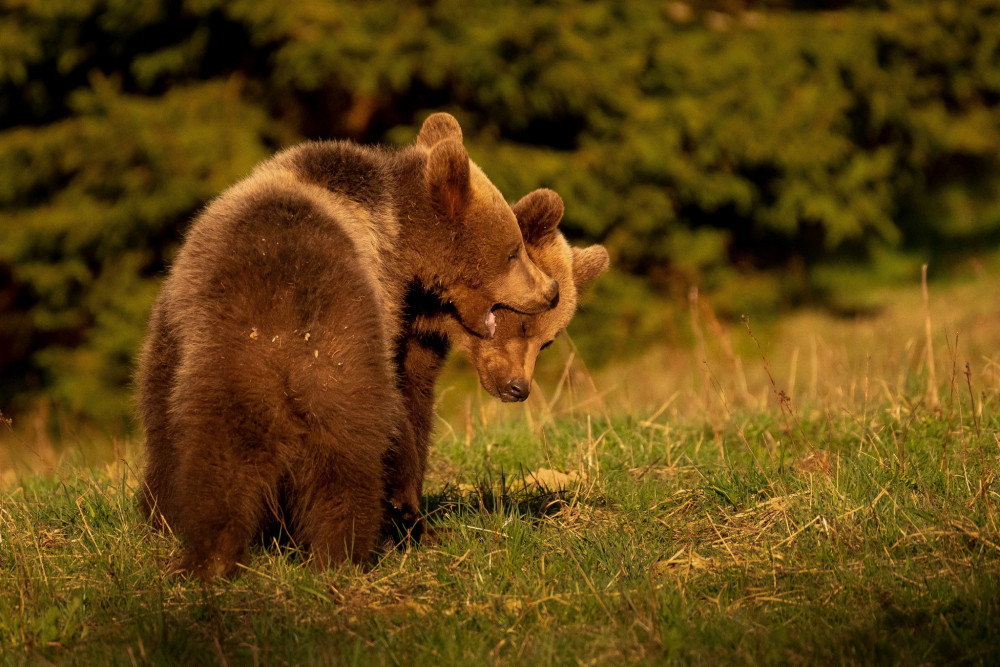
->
[383,188,609,539]
[136,113,559,580]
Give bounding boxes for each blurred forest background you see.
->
[2,0,1000,434]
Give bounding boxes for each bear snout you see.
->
[501,377,531,402]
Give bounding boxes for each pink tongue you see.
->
[485,310,496,338]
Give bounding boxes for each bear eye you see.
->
[507,245,520,262]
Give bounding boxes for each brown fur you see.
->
[136,113,558,580]
[383,189,609,540]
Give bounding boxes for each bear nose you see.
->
[544,280,559,307]
[504,378,530,401]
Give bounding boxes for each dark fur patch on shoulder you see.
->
[234,188,319,230]
[289,141,390,209]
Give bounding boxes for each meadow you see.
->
[2,267,999,665]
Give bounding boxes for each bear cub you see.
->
[136,113,558,580]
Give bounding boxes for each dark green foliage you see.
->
[0,76,275,425]
[2,0,1000,427]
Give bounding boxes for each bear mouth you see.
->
[485,309,497,338]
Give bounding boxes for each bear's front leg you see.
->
[382,419,426,545]
[382,334,450,545]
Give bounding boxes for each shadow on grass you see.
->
[422,466,591,526]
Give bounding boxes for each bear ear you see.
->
[417,112,463,149]
[512,188,564,245]
[571,245,610,289]
[426,138,471,219]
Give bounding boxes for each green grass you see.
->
[5,271,1000,664]
[3,395,999,665]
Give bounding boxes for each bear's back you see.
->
[163,140,412,352]
[157,161,401,454]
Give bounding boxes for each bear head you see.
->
[416,113,559,339]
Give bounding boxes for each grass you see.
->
[3,269,1000,665]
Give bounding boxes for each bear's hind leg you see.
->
[288,443,386,570]
[171,449,283,581]
[167,385,288,580]
[136,295,181,529]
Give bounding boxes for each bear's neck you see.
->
[386,148,464,299]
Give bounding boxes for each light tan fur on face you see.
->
[452,190,609,401]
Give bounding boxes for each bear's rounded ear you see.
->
[417,113,463,149]
[571,245,610,289]
[512,188,564,244]
[426,138,471,219]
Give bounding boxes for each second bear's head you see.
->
[416,113,559,339]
